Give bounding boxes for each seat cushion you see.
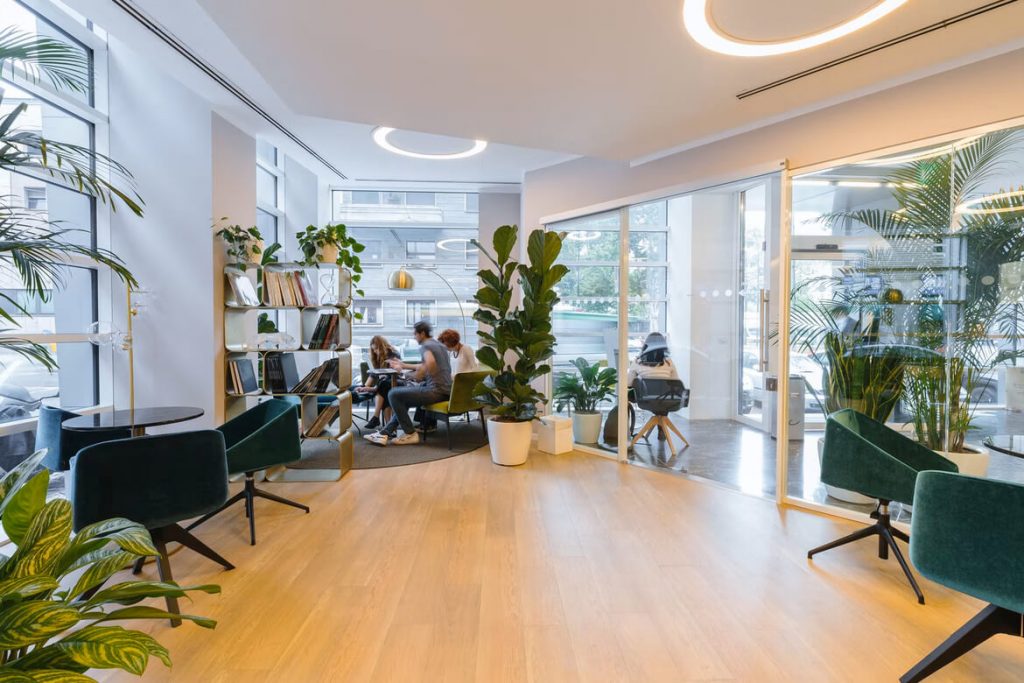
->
[426,401,450,414]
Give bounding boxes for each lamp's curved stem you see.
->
[407,265,468,341]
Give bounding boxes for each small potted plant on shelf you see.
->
[553,357,617,444]
[215,219,263,269]
[472,225,568,466]
[296,222,366,297]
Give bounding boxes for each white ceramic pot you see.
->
[572,412,603,444]
[817,437,876,505]
[937,445,990,478]
[487,419,533,466]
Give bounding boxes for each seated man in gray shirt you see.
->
[365,320,453,446]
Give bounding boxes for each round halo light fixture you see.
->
[372,126,487,160]
[682,0,909,57]
[437,238,479,253]
[956,189,1024,216]
[564,230,602,242]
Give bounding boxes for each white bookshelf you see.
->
[223,262,355,480]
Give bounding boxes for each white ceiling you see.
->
[79,0,1024,181]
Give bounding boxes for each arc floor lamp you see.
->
[387,266,468,340]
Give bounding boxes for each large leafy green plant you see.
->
[0,27,142,369]
[296,223,365,297]
[0,452,217,679]
[553,357,616,414]
[471,225,568,422]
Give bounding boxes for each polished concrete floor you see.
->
[618,407,1024,516]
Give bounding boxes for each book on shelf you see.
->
[227,357,259,395]
[264,352,300,393]
[263,269,313,308]
[304,402,340,437]
[307,312,339,350]
[226,272,260,307]
[290,357,340,395]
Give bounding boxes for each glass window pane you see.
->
[256,167,277,207]
[256,208,277,245]
[405,192,434,206]
[256,139,277,167]
[0,0,92,104]
[0,265,94,333]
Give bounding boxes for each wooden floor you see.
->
[99,447,1024,682]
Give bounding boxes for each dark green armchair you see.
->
[808,409,957,604]
[901,472,1024,682]
[187,399,308,545]
[36,405,130,472]
[71,430,233,625]
[424,370,492,450]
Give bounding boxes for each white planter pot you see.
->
[572,412,603,444]
[937,445,990,478]
[487,419,533,466]
[817,437,876,505]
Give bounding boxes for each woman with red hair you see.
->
[438,328,479,374]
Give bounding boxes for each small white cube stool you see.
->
[537,415,573,455]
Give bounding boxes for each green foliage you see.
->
[296,223,365,297]
[0,27,142,370]
[471,225,568,422]
[0,452,217,679]
[553,357,617,414]
[214,220,263,268]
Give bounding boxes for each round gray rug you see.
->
[292,418,489,470]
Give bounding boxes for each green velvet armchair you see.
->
[71,430,233,625]
[187,399,307,545]
[900,471,1024,682]
[424,370,492,450]
[808,409,957,604]
[36,405,130,472]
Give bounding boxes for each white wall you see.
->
[523,47,1024,228]
[284,154,319,255]
[107,36,216,428]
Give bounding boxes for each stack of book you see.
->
[304,402,340,437]
[263,269,314,307]
[226,271,260,307]
[226,357,259,395]
[264,352,300,393]
[306,312,339,350]
[290,357,340,395]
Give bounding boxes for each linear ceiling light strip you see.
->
[736,0,1019,100]
[109,0,347,179]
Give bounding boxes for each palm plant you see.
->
[553,357,616,415]
[0,27,142,369]
[0,451,216,679]
[814,130,1024,451]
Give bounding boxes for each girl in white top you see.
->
[626,332,679,386]
[438,328,479,374]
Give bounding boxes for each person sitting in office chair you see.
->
[626,332,680,442]
[354,335,401,429]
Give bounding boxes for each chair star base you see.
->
[187,473,310,546]
[901,604,1024,682]
[808,501,925,604]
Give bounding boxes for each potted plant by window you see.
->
[553,357,617,444]
[214,220,263,268]
[296,223,366,298]
[472,225,568,466]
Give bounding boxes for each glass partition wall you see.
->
[786,122,1024,517]
[546,174,786,499]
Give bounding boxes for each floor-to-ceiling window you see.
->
[786,122,1024,517]
[0,0,109,460]
[332,190,480,370]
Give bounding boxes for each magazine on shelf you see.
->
[227,272,260,307]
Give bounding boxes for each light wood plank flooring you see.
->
[99,447,1024,682]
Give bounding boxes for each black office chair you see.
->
[629,377,690,455]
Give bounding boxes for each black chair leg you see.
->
[808,502,925,604]
[446,414,452,451]
[246,488,256,545]
[160,523,234,571]
[253,487,310,513]
[131,557,145,575]
[479,410,487,441]
[149,531,181,628]
[901,605,1023,682]
[186,488,248,532]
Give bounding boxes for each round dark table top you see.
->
[62,406,204,432]
[983,435,1024,459]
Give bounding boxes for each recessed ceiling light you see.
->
[372,126,487,160]
[956,189,1024,215]
[682,0,909,57]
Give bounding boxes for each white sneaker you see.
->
[365,431,390,446]
[392,431,421,446]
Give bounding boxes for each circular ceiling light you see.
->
[437,238,479,253]
[682,0,909,57]
[372,126,487,160]
[956,189,1024,216]
[564,230,602,242]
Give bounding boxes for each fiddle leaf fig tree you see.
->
[471,225,568,421]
